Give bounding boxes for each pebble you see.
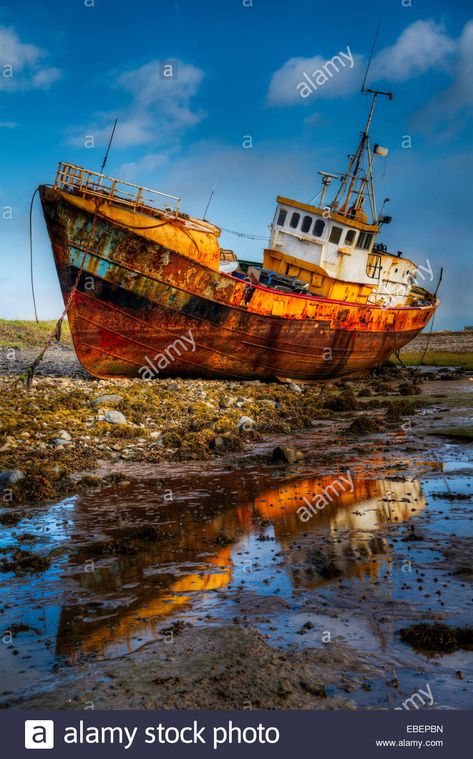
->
[92,394,124,406]
[237,416,255,431]
[103,410,127,425]
[57,430,72,440]
[52,430,72,445]
[272,445,304,465]
[219,397,235,409]
[0,469,24,488]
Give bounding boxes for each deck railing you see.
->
[54,162,181,216]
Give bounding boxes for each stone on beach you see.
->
[272,445,304,465]
[0,469,25,488]
[103,410,127,425]
[92,394,124,406]
[237,415,255,431]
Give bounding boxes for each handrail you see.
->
[54,162,181,216]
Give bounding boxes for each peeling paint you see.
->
[40,186,437,381]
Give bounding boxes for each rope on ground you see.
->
[412,310,437,372]
[395,348,408,369]
[29,187,40,323]
[395,310,437,374]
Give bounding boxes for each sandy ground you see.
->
[20,626,372,710]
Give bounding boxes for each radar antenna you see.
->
[318,171,338,206]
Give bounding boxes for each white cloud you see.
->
[412,20,473,137]
[373,20,455,82]
[267,51,362,106]
[0,26,61,91]
[32,66,62,89]
[118,60,203,119]
[69,59,205,149]
[267,20,457,107]
[72,113,156,150]
[119,152,170,179]
[304,113,325,128]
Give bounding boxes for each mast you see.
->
[332,88,392,223]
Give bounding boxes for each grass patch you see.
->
[0,319,72,349]
[398,351,473,370]
[431,426,473,441]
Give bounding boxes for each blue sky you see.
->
[0,0,472,328]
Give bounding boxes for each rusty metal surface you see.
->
[40,186,437,380]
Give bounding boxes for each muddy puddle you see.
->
[1,438,473,709]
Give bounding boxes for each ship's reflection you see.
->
[56,472,426,660]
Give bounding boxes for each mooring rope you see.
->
[395,310,437,374]
[29,187,40,323]
[413,310,437,372]
[21,198,101,390]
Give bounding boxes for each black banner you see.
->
[5,710,466,757]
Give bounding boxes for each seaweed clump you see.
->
[347,415,379,435]
[399,622,473,654]
[1,549,52,574]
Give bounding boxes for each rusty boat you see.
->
[40,92,438,381]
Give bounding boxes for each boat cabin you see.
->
[264,196,417,307]
[260,90,422,308]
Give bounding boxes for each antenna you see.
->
[99,118,118,175]
[361,21,381,93]
[318,171,339,206]
[203,184,216,219]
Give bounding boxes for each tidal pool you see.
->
[1,451,472,709]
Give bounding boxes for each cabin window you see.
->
[277,209,287,226]
[345,229,356,246]
[301,215,312,233]
[366,253,382,278]
[329,225,343,245]
[357,232,374,250]
[290,212,300,228]
[313,219,325,237]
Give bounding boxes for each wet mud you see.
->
[0,352,472,709]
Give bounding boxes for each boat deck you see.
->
[53,162,220,235]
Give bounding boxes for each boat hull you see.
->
[40,187,437,381]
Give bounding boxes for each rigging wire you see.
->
[219,226,268,240]
[361,21,381,93]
